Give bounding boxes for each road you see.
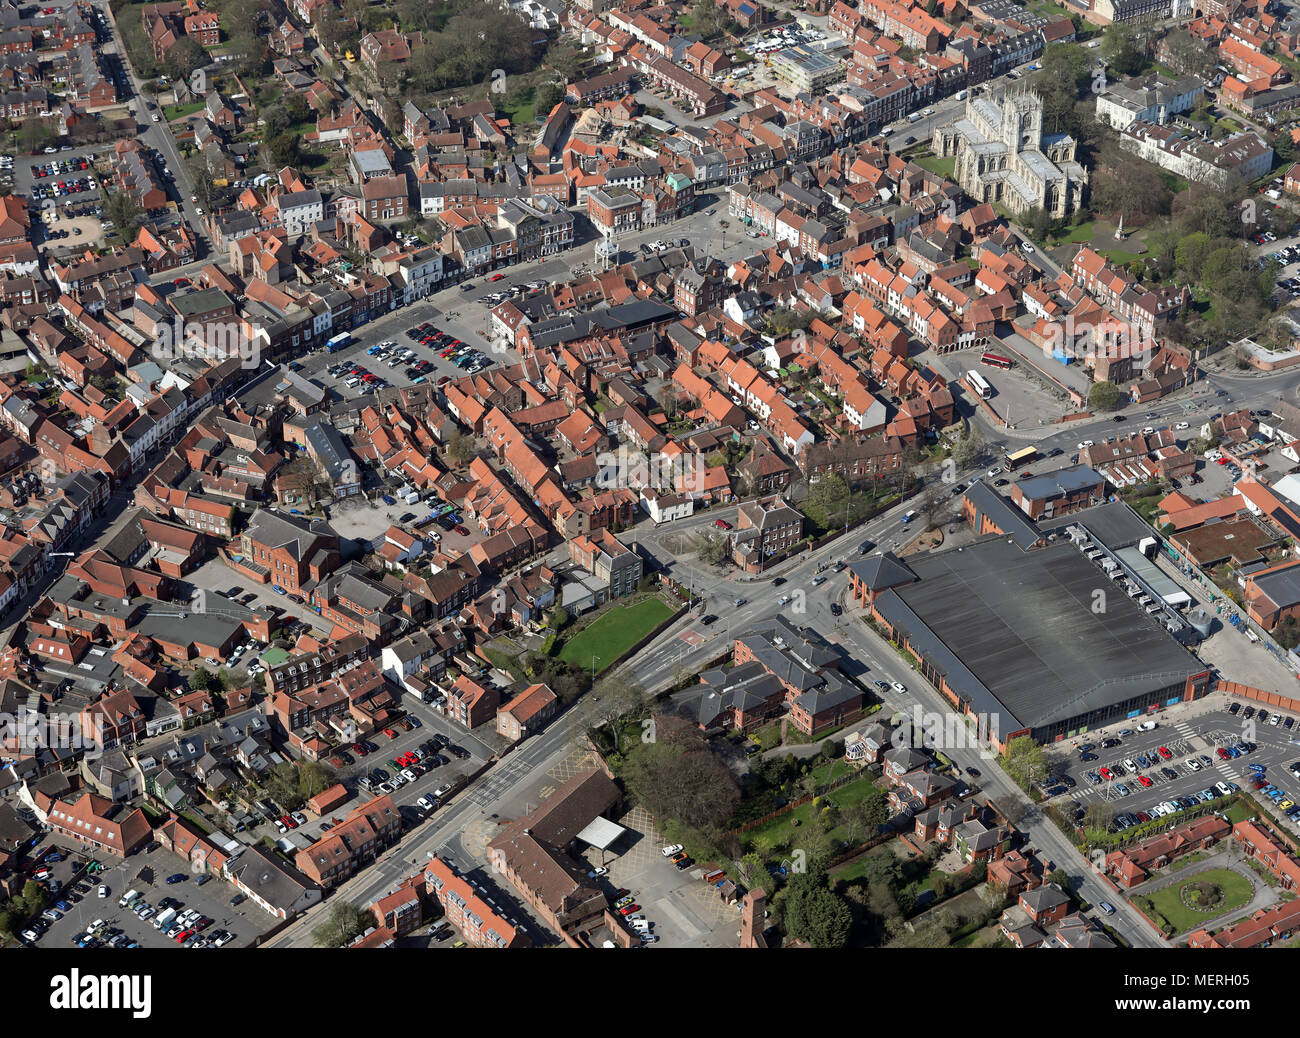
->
[98,0,208,256]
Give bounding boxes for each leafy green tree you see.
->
[104,189,144,238]
[696,531,731,565]
[311,901,371,947]
[190,668,212,692]
[22,880,47,912]
[737,851,766,886]
[781,866,853,948]
[1276,130,1296,165]
[1101,21,1145,76]
[533,81,564,115]
[265,132,300,168]
[1000,735,1049,789]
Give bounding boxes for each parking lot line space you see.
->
[656,896,706,941]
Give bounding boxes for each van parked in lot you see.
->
[118,887,140,908]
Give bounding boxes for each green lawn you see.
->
[557,597,674,674]
[831,844,897,885]
[1224,799,1258,826]
[913,154,955,179]
[1137,868,1253,935]
[165,102,205,121]
[741,773,885,857]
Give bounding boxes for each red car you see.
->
[383,728,398,739]
[453,525,469,536]
[714,519,732,530]
[173,277,190,287]
[174,929,194,944]
[281,815,297,829]
[1099,767,1112,780]
[1216,747,1231,760]
[1157,746,1172,760]
[1137,774,1152,788]
[1216,457,1228,466]
[490,273,506,281]
[437,376,452,386]
[618,904,640,916]
[353,743,369,756]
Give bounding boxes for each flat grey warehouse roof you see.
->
[886,537,1204,732]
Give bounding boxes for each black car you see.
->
[1047,447,1064,457]
[1078,743,1094,752]
[1113,414,1127,422]
[1229,701,1241,714]
[1100,737,1120,748]
[1079,752,1097,762]
[701,614,719,625]
[449,746,470,759]
[1161,767,1177,780]
[772,577,787,587]
[994,478,1010,487]
[830,603,842,616]
[673,857,695,871]
[857,540,875,555]
[1244,707,1256,720]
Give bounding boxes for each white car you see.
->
[416,796,434,812]
[291,811,308,826]
[661,844,684,857]
[892,681,907,693]
[1021,241,1035,253]
[401,768,417,783]
[274,819,288,833]
[1186,758,1201,771]
[151,113,160,122]
[390,773,406,788]
[589,866,609,877]
[97,884,110,898]
[986,466,1002,477]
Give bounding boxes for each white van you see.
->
[1245,628,1260,643]
[1137,720,1158,731]
[118,887,140,908]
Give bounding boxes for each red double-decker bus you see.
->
[980,352,1014,370]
